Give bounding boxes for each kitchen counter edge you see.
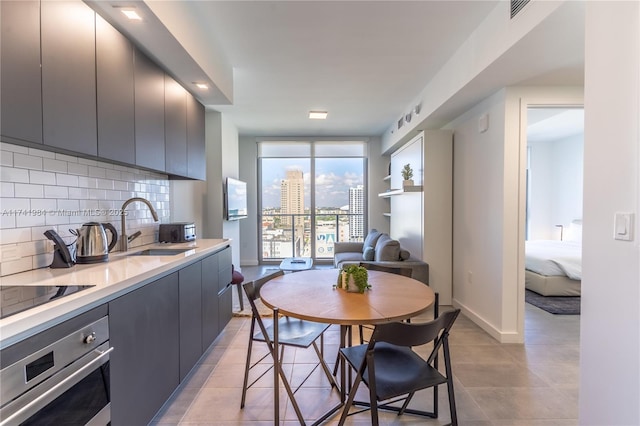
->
[0,239,231,349]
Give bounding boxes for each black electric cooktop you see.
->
[0,285,94,320]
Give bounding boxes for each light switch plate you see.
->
[614,212,634,241]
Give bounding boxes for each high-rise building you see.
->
[280,169,305,254]
[349,185,364,241]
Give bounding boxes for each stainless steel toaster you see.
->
[159,223,196,243]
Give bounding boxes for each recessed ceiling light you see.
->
[194,83,209,90]
[120,9,142,20]
[309,111,328,120]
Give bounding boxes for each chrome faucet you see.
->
[120,197,159,252]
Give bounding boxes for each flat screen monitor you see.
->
[225,177,248,220]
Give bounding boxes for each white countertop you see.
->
[0,239,231,349]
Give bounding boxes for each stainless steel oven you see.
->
[0,313,112,426]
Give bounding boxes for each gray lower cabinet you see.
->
[108,246,231,424]
[96,14,135,164]
[217,250,233,336]
[41,1,97,156]
[109,273,180,426]
[201,253,221,349]
[179,261,203,381]
[0,0,42,145]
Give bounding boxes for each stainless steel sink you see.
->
[128,248,192,256]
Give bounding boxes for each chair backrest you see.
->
[244,270,285,302]
[359,262,412,278]
[370,309,460,349]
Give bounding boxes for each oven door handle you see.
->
[0,346,114,426]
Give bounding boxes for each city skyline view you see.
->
[260,158,364,209]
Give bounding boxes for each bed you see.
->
[525,221,582,296]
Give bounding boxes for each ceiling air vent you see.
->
[510,0,530,19]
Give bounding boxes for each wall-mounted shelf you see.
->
[378,185,423,198]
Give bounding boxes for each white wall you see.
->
[580,1,639,423]
[528,133,583,240]
[220,116,240,268]
[449,89,511,340]
[238,136,259,266]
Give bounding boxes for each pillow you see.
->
[374,234,401,261]
[399,249,411,261]
[363,246,375,261]
[362,229,382,252]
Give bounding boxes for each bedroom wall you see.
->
[528,133,584,240]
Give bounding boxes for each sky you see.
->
[261,158,364,209]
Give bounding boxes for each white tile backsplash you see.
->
[0,142,171,276]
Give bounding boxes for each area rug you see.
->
[525,289,581,315]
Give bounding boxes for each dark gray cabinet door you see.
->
[218,261,233,334]
[165,76,188,177]
[0,1,42,144]
[134,49,165,172]
[201,253,220,349]
[96,15,135,163]
[186,94,206,180]
[109,273,180,426]
[179,261,203,381]
[41,1,97,156]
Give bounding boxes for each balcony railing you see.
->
[260,213,364,261]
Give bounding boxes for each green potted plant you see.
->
[401,163,414,187]
[336,264,370,293]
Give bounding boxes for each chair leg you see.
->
[236,283,244,311]
[337,361,364,426]
[366,351,379,426]
[333,325,350,376]
[240,318,256,408]
[444,342,458,426]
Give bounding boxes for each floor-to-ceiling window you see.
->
[258,141,366,262]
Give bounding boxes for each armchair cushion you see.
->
[374,234,401,261]
[363,246,375,261]
[363,229,383,252]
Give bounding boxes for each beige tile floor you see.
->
[151,274,580,426]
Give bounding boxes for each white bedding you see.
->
[525,240,582,280]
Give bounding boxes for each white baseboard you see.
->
[452,298,523,344]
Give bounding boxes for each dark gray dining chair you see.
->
[240,272,338,424]
[337,308,461,426]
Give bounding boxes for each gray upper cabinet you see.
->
[41,1,97,156]
[134,49,165,171]
[0,1,43,145]
[165,76,188,177]
[96,15,135,164]
[187,94,206,180]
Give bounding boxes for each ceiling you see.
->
[87,1,585,138]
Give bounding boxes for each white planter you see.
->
[341,272,361,293]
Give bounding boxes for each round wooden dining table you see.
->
[259,268,436,425]
[260,268,436,326]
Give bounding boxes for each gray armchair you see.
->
[333,231,429,285]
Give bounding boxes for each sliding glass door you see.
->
[259,141,366,262]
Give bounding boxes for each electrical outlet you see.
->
[1,245,20,262]
[467,271,473,284]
